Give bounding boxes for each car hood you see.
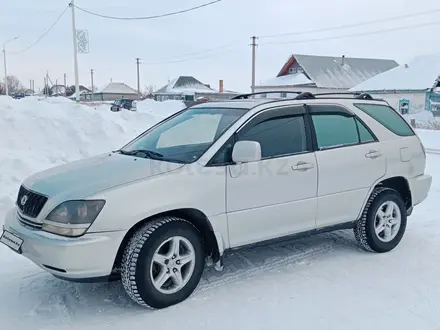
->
[23,153,184,200]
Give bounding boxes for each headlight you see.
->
[43,200,105,237]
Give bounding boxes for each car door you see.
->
[225,105,318,248]
[309,104,386,228]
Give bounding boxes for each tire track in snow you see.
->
[4,231,357,323]
[196,231,357,294]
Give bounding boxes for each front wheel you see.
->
[121,217,205,309]
[354,187,407,253]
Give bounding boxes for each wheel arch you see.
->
[111,208,221,277]
[358,176,412,220]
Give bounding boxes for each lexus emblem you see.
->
[20,195,28,206]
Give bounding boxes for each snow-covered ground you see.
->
[1,97,440,330]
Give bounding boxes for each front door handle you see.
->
[292,161,315,171]
[365,150,382,159]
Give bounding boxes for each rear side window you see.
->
[312,114,358,149]
[354,103,415,136]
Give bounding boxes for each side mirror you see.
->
[232,140,262,163]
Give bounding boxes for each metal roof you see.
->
[350,53,440,92]
[156,76,215,94]
[257,73,314,87]
[278,54,399,89]
[97,82,138,95]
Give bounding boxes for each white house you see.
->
[255,54,399,97]
[350,54,440,115]
[82,82,138,101]
[155,76,238,102]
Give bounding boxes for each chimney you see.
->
[219,79,224,93]
[341,55,345,66]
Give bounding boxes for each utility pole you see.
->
[90,69,94,102]
[70,0,80,102]
[3,37,19,96]
[136,57,141,100]
[250,36,258,93]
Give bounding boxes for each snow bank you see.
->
[0,96,185,219]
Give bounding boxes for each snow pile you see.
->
[0,96,185,219]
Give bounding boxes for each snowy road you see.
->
[0,155,439,330]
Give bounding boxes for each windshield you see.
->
[121,107,246,163]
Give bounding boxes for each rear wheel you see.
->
[354,187,407,253]
[121,217,204,309]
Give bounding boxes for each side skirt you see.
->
[214,221,357,272]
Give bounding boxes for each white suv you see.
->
[1,92,432,309]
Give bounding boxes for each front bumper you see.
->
[2,208,126,281]
[409,174,432,206]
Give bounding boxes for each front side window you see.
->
[121,107,246,163]
[312,114,359,149]
[238,115,307,159]
[354,103,415,136]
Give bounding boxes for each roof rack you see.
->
[231,91,376,101]
[231,91,302,99]
[312,92,374,100]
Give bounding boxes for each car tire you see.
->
[121,216,205,309]
[354,187,407,253]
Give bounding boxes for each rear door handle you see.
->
[365,150,382,159]
[292,161,315,171]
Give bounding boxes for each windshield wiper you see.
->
[115,149,164,159]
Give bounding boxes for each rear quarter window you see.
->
[353,103,415,136]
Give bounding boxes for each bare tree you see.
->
[142,84,156,99]
[6,75,23,94]
[0,83,5,95]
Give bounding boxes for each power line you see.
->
[260,20,440,46]
[259,8,440,39]
[142,44,245,65]
[141,40,242,64]
[142,52,225,65]
[12,6,69,54]
[73,0,222,20]
[159,41,241,60]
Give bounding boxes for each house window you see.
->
[398,98,410,115]
[260,93,267,98]
[281,92,287,98]
[289,68,297,74]
[298,67,304,73]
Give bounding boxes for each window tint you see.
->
[354,103,415,136]
[312,114,358,149]
[238,115,307,158]
[356,118,375,143]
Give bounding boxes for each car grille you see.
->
[17,213,43,230]
[16,185,48,218]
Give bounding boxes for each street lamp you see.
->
[2,36,19,96]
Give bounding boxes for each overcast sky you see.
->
[1,0,439,93]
